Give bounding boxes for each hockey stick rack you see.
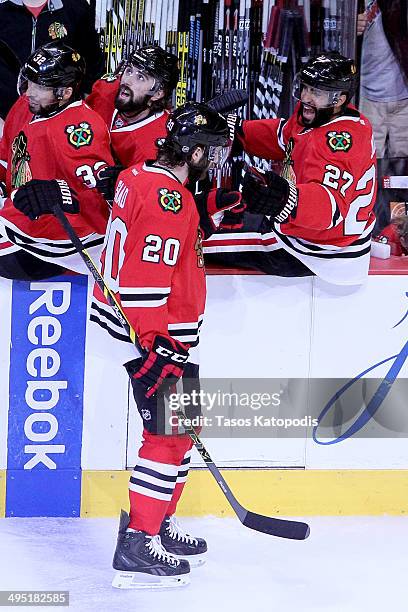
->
[54,204,310,541]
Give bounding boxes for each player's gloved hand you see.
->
[226,113,244,141]
[241,166,298,223]
[95,164,123,204]
[218,205,246,231]
[194,187,245,238]
[125,334,189,398]
[13,179,79,221]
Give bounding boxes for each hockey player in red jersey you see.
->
[87,45,244,236]
[204,53,377,285]
[87,45,179,197]
[0,42,114,279]
[90,102,231,588]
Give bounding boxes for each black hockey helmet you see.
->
[128,45,179,93]
[166,102,230,154]
[18,41,86,93]
[293,52,357,104]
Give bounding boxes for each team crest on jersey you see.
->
[141,409,151,421]
[326,131,353,153]
[48,22,68,39]
[11,131,32,188]
[158,188,182,214]
[65,122,94,148]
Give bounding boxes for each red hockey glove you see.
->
[194,187,245,238]
[125,334,189,398]
[242,166,298,223]
[13,179,79,220]
[219,205,246,231]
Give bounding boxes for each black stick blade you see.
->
[242,511,310,540]
[207,89,249,113]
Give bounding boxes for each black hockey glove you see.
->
[241,166,298,223]
[194,186,245,238]
[125,334,189,399]
[13,179,79,221]
[95,164,123,205]
[218,206,246,231]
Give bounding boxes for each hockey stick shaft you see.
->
[53,205,309,541]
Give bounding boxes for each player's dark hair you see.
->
[156,136,193,168]
[149,92,173,114]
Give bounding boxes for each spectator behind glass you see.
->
[0,0,104,120]
[358,0,408,158]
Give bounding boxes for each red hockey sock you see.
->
[166,449,192,516]
[128,430,192,535]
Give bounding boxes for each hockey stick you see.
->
[206,88,249,113]
[53,205,310,541]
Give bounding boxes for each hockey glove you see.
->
[13,179,79,221]
[241,166,298,223]
[125,334,189,398]
[219,206,246,231]
[95,163,123,205]
[226,113,244,141]
[194,187,245,238]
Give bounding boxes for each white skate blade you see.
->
[173,552,207,568]
[112,570,190,590]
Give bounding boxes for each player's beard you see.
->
[115,85,151,115]
[298,102,335,128]
[27,98,61,117]
[187,156,210,183]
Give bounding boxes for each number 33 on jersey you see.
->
[92,161,206,355]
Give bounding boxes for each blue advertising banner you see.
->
[6,276,88,517]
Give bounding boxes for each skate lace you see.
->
[167,516,198,545]
[145,534,179,566]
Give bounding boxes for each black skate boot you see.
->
[159,515,207,567]
[112,510,190,589]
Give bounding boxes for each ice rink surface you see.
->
[0,516,407,612]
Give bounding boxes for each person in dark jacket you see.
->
[0,0,104,120]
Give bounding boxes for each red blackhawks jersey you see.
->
[204,104,377,285]
[0,95,114,264]
[91,161,206,364]
[86,76,169,167]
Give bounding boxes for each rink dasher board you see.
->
[0,271,407,517]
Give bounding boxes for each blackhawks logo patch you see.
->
[65,122,94,148]
[11,131,32,189]
[158,188,182,214]
[48,22,68,39]
[326,131,352,153]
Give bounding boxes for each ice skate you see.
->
[112,510,190,589]
[159,515,207,567]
